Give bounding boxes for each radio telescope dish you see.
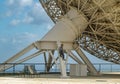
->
[40,0,120,64]
[0,0,120,77]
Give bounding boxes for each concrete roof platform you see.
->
[0,74,120,84]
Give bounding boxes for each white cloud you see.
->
[23,32,38,38]
[6,11,12,17]
[19,32,39,41]
[6,0,53,26]
[20,0,33,7]
[12,37,17,44]
[28,2,53,25]
[10,19,21,26]
[0,38,8,43]
[22,16,34,24]
[34,2,44,13]
[7,0,33,7]
[0,32,39,45]
[10,32,39,45]
[7,0,14,5]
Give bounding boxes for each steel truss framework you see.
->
[40,0,120,64]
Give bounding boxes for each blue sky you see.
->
[0,0,54,62]
[0,0,110,64]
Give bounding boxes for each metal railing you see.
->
[93,63,120,72]
[0,63,120,77]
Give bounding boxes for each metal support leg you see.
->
[73,44,98,75]
[0,51,45,71]
[43,52,47,72]
[46,56,52,72]
[66,50,83,64]
[59,56,67,77]
[57,42,67,77]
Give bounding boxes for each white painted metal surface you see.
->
[70,64,87,76]
[41,9,88,42]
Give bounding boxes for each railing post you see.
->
[111,64,112,72]
[3,63,5,73]
[99,64,101,72]
[13,63,15,74]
